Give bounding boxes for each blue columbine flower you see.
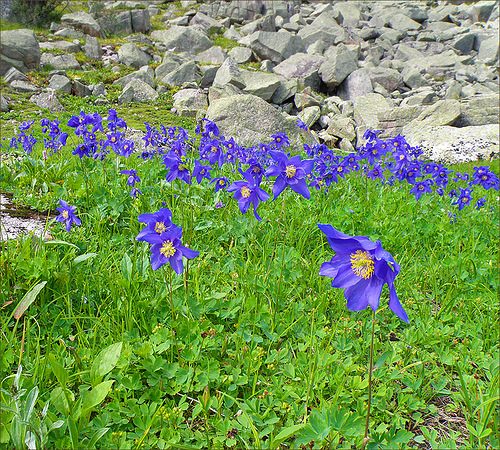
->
[318,224,409,323]
[55,200,81,232]
[120,169,140,186]
[192,160,212,184]
[227,170,270,221]
[453,188,473,210]
[265,151,314,200]
[136,208,179,242]
[410,179,433,200]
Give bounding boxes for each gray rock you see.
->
[208,84,244,103]
[239,30,305,64]
[478,37,499,65]
[151,26,213,54]
[394,43,424,62]
[353,93,392,141]
[169,15,190,26]
[61,12,101,37]
[298,10,346,47]
[403,100,461,135]
[118,79,158,103]
[260,60,274,71]
[206,94,315,147]
[195,46,227,65]
[114,65,155,88]
[190,12,223,33]
[10,80,38,92]
[388,13,421,31]
[224,26,241,41]
[377,105,424,137]
[428,4,457,22]
[161,61,201,86]
[213,57,245,89]
[200,64,219,88]
[445,81,462,100]
[470,1,497,22]
[39,40,81,53]
[337,69,373,101]
[100,11,132,35]
[4,66,29,83]
[400,89,436,106]
[30,90,64,112]
[49,74,72,93]
[294,87,323,109]
[404,124,499,164]
[271,78,298,104]
[241,70,282,101]
[40,53,81,70]
[332,2,361,27]
[172,88,208,117]
[131,9,151,33]
[155,54,187,79]
[228,46,253,64]
[84,35,102,59]
[0,29,41,75]
[71,80,91,97]
[366,66,402,92]
[240,14,276,35]
[319,43,358,89]
[272,53,324,90]
[401,67,427,89]
[456,95,499,127]
[92,82,107,96]
[0,95,9,112]
[54,28,84,39]
[404,51,470,81]
[298,106,321,127]
[451,33,476,55]
[118,43,152,68]
[326,115,356,141]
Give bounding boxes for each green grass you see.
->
[0,114,498,449]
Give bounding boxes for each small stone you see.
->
[30,90,64,112]
[48,74,72,93]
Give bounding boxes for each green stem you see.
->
[362,310,376,449]
[167,269,175,319]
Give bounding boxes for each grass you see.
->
[0,112,498,449]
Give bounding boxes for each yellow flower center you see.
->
[240,186,251,198]
[285,165,297,178]
[155,222,167,234]
[62,210,69,219]
[160,240,176,257]
[219,180,225,186]
[350,250,375,279]
[337,166,343,173]
[111,136,116,142]
[211,146,218,153]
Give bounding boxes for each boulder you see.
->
[0,29,40,75]
[151,26,213,54]
[118,79,158,103]
[297,10,346,47]
[40,53,81,70]
[0,95,9,112]
[388,13,421,31]
[228,46,253,64]
[190,12,223,33]
[272,53,324,90]
[160,61,201,86]
[478,37,499,65]
[39,40,81,53]
[239,30,305,64]
[4,66,29,83]
[206,94,315,147]
[131,9,151,33]
[326,115,356,141]
[114,65,155,88]
[29,90,64,112]
[337,69,373,101]
[240,70,282,101]
[319,43,358,89]
[366,66,402,92]
[456,95,499,127]
[10,80,38,92]
[195,46,227,65]
[61,12,101,37]
[100,11,132,35]
[172,88,208,117]
[118,43,152,68]
[72,80,92,97]
[83,35,102,59]
[404,124,499,164]
[353,93,392,141]
[48,74,72,93]
[298,106,321,127]
[213,57,245,89]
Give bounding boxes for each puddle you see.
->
[0,192,54,241]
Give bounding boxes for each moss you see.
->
[212,35,239,50]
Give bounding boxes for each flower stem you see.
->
[362,310,376,449]
[167,269,175,319]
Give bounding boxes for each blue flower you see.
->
[55,200,81,232]
[192,160,212,184]
[136,208,179,243]
[318,224,409,322]
[227,170,270,221]
[410,179,433,200]
[120,169,140,186]
[265,151,314,200]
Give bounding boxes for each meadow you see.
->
[0,110,498,449]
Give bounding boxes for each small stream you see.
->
[0,192,54,241]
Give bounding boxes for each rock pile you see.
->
[0,0,498,162]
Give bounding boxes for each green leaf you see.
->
[48,354,68,387]
[73,252,97,264]
[270,424,305,449]
[13,281,47,320]
[121,253,132,281]
[90,342,122,386]
[81,380,114,414]
[44,240,80,250]
[88,427,110,447]
[50,387,73,416]
[22,386,39,422]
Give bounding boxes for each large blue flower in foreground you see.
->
[147,226,199,273]
[136,208,179,242]
[265,151,314,200]
[318,224,409,322]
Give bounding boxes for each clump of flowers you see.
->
[55,200,81,232]
[318,224,408,322]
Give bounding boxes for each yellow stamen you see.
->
[160,240,176,257]
[211,146,218,153]
[155,221,167,234]
[241,186,251,198]
[62,210,69,219]
[350,250,374,279]
[285,165,297,178]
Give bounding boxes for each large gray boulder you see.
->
[319,43,358,89]
[29,90,64,112]
[297,11,346,47]
[0,29,40,75]
[404,124,499,164]
[118,43,152,68]
[39,41,81,53]
[272,53,324,90]
[206,94,315,147]
[172,88,208,117]
[118,79,158,103]
[366,66,403,92]
[61,12,101,37]
[337,69,373,101]
[114,65,155,88]
[190,12,223,33]
[151,26,213,54]
[239,30,305,64]
[49,74,72,93]
[456,94,499,127]
[213,57,245,89]
[160,61,201,86]
[240,70,281,101]
[353,93,392,142]
[100,11,132,35]
[83,35,102,59]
